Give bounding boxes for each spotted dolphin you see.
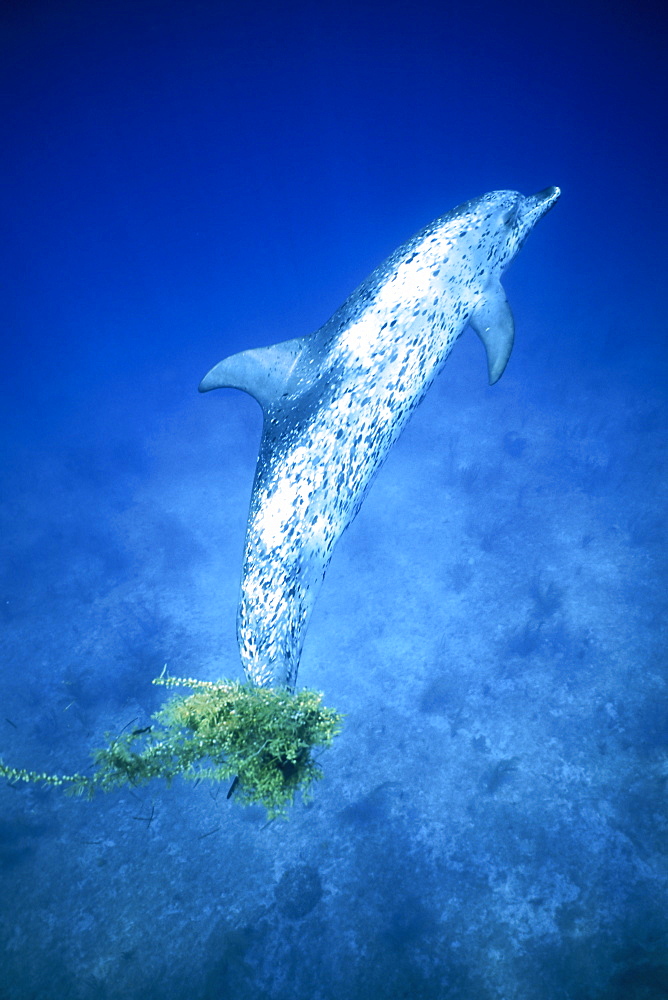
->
[200,187,560,691]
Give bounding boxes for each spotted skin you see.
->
[200,187,560,690]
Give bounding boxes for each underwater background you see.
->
[0,1,666,998]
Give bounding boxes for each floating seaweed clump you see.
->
[0,671,343,819]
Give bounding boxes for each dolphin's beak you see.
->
[523,186,561,227]
[534,186,561,209]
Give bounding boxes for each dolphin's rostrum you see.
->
[200,187,560,691]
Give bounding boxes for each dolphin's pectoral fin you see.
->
[469,279,515,385]
[198,336,305,410]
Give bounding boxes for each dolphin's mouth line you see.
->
[523,186,561,227]
[536,185,561,203]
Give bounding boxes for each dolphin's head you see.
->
[502,186,561,261]
[445,186,560,277]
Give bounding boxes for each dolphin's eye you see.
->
[501,205,518,227]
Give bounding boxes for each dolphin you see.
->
[200,187,560,691]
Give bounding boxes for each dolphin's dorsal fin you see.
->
[198,336,305,411]
[469,279,515,385]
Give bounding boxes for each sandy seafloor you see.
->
[0,334,666,1000]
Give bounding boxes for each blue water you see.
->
[1,2,666,998]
